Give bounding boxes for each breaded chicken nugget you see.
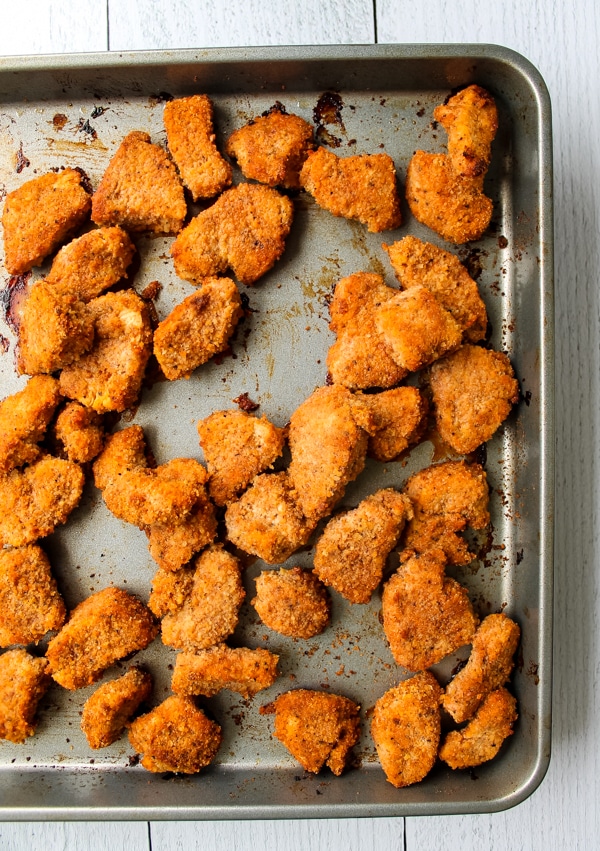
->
[148,566,195,619]
[198,408,285,506]
[54,401,104,463]
[2,168,92,275]
[226,108,314,189]
[153,277,243,380]
[252,566,331,638]
[442,613,521,723]
[433,85,498,179]
[172,645,279,698]
[439,687,517,769]
[384,235,488,342]
[382,549,478,671]
[0,545,66,646]
[164,94,233,200]
[0,456,85,547]
[299,147,401,232]
[146,495,217,572]
[91,131,186,234]
[59,289,153,414]
[261,689,360,775]
[92,424,148,491]
[371,671,441,788]
[0,375,61,474]
[428,344,520,454]
[171,183,294,286]
[327,273,407,390]
[46,586,158,690]
[128,694,222,774]
[81,667,153,750]
[0,649,50,743]
[313,489,412,604]
[361,387,428,462]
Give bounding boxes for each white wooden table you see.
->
[1,1,598,848]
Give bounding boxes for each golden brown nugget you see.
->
[428,344,520,454]
[92,424,148,491]
[382,549,478,671]
[0,375,61,474]
[384,235,488,342]
[59,289,153,414]
[226,108,314,189]
[198,408,285,506]
[2,168,92,275]
[0,456,85,548]
[0,649,50,743]
[91,130,186,234]
[362,387,428,462]
[172,645,279,698]
[153,277,243,380]
[376,285,463,373]
[54,401,104,463]
[371,671,441,788]
[313,489,412,604]
[81,667,153,750]
[433,85,498,179]
[46,587,158,690]
[252,566,331,638]
[128,694,222,774]
[327,273,407,390]
[439,687,517,769]
[299,147,401,232]
[261,689,360,775]
[148,566,195,619]
[442,613,521,723]
[160,545,245,652]
[171,182,294,286]
[146,495,217,572]
[164,94,233,200]
[0,545,66,646]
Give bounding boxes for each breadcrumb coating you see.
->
[361,387,428,462]
[146,494,217,571]
[439,687,517,769]
[252,566,331,638]
[172,644,279,698]
[81,667,153,750]
[54,401,104,463]
[433,85,498,179]
[0,375,61,474]
[0,649,50,743]
[148,566,195,619]
[92,425,148,491]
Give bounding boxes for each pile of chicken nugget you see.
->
[0,84,522,788]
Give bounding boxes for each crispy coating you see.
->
[81,667,153,749]
[327,273,407,390]
[198,408,285,506]
[91,131,186,234]
[442,613,521,723]
[128,695,222,774]
[299,147,401,232]
[371,671,441,788]
[59,289,153,413]
[261,689,360,775]
[164,94,233,200]
[313,489,412,604]
[0,649,50,743]
[148,566,195,619]
[384,235,488,342]
[226,109,314,189]
[361,387,429,462]
[171,183,294,286]
[439,687,517,769]
[54,401,104,463]
[160,545,245,652]
[428,344,520,454]
[172,644,279,698]
[382,549,479,671]
[0,375,61,474]
[153,277,243,380]
[92,425,148,491]
[433,85,498,179]
[46,586,158,690]
[252,566,331,638]
[0,456,85,548]
[2,168,92,275]
[146,495,217,571]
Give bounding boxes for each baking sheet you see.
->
[0,44,553,819]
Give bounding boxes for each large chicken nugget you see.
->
[81,667,153,749]
[433,85,498,179]
[0,649,50,743]
[172,645,279,698]
[439,687,517,769]
[362,387,428,462]
[252,566,331,639]
[0,375,61,474]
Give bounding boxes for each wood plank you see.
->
[1,0,107,54]
[0,822,149,851]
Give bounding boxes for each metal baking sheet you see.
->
[0,44,553,819]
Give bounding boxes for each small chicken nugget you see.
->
[81,667,153,750]
[439,687,517,769]
[0,375,61,474]
[371,671,441,788]
[362,387,428,462]
[0,545,65,646]
[148,566,195,619]
[252,566,331,639]
[172,645,279,698]
[433,85,498,179]
[92,424,148,490]
[0,649,50,743]
[146,495,217,572]
[54,401,104,463]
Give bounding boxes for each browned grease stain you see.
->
[52,113,68,130]
[46,137,108,154]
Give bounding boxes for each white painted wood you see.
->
[0,0,108,55]
[0,822,149,851]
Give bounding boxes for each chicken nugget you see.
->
[439,687,517,769]
[54,401,104,463]
[442,613,521,723]
[0,649,50,743]
[146,494,217,572]
[361,387,428,462]
[299,147,401,232]
[164,94,233,200]
[261,688,360,775]
[252,566,331,638]
[81,667,153,750]
[46,586,158,690]
[148,565,195,619]
[371,671,441,788]
[433,85,498,179]
[153,277,243,380]
[382,549,478,671]
[0,375,61,474]
[172,645,279,698]
[0,545,66,646]
[171,183,294,286]
[91,131,186,234]
[92,424,148,490]
[2,168,92,275]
